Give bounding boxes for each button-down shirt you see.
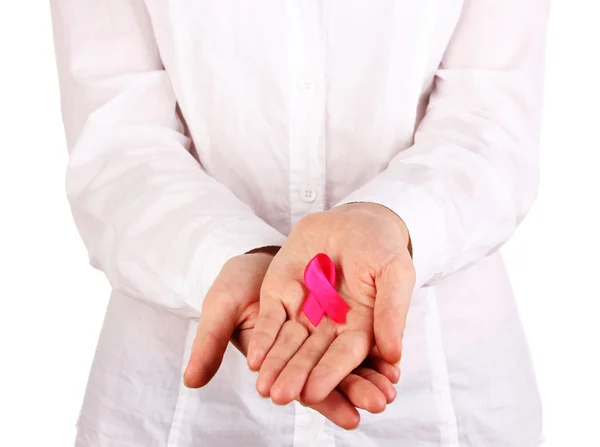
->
[50,1,548,446]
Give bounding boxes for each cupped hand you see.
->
[183,249,400,429]
[247,203,415,407]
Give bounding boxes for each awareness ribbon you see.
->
[302,253,349,327]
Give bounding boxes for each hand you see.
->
[183,250,400,429]
[247,203,415,407]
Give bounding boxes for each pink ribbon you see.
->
[302,253,349,326]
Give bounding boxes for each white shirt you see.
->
[50,1,548,446]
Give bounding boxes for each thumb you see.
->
[373,259,415,364]
[183,294,239,388]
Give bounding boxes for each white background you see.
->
[0,2,598,446]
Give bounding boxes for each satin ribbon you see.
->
[302,253,349,326]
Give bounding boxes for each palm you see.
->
[248,204,413,406]
[250,252,381,405]
[184,251,399,430]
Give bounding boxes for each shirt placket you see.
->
[288,0,326,230]
[287,1,331,447]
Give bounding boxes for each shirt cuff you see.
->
[187,219,287,312]
[335,178,447,291]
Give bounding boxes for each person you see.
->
[50,0,549,446]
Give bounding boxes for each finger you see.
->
[364,346,401,384]
[374,259,414,364]
[300,390,360,430]
[368,357,401,384]
[353,367,397,404]
[301,331,371,405]
[255,321,308,397]
[230,327,252,356]
[247,297,287,371]
[184,295,238,388]
[270,325,336,405]
[336,374,387,414]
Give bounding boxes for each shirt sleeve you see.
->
[50,0,286,318]
[336,0,550,290]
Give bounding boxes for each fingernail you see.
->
[255,379,270,398]
[387,386,397,403]
[247,348,264,372]
[392,366,401,383]
[247,354,257,371]
[246,342,255,363]
[347,416,361,431]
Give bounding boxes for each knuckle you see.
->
[303,344,324,362]
[381,257,415,289]
[265,352,287,368]
[360,368,378,382]
[300,387,322,406]
[402,265,416,284]
[203,327,224,345]
[279,322,307,345]
[256,309,285,331]
[261,312,281,327]
[392,256,415,276]
[252,329,274,348]
[399,259,416,278]
[279,331,296,346]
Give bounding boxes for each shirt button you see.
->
[297,79,315,93]
[299,187,318,203]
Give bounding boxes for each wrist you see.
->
[245,245,282,257]
[338,202,412,256]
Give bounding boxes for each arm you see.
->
[50,0,285,317]
[337,0,550,289]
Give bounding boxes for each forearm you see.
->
[51,0,286,317]
[337,0,550,289]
